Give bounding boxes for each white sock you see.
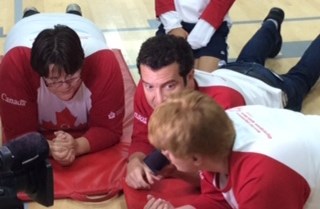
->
[265,19,279,29]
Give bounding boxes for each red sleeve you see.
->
[82,50,125,152]
[191,172,232,209]
[200,0,235,29]
[190,154,310,209]
[155,0,175,17]
[230,153,310,209]
[199,86,246,110]
[0,47,40,142]
[128,81,155,156]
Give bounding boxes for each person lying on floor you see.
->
[0,4,127,166]
[126,7,320,189]
[145,90,320,209]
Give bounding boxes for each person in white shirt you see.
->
[145,90,320,209]
[155,0,236,72]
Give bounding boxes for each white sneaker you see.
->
[66,3,82,15]
[23,6,39,16]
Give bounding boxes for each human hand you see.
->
[168,28,188,39]
[144,195,175,209]
[125,156,162,189]
[50,131,76,166]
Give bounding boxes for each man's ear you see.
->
[185,69,195,88]
[187,69,194,81]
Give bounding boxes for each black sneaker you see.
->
[263,7,285,32]
[264,7,285,58]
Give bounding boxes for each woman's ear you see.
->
[192,154,202,167]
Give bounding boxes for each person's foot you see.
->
[264,7,285,58]
[66,3,82,16]
[23,7,39,17]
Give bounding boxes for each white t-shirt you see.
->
[4,13,108,56]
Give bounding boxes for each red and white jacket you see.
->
[0,14,125,152]
[192,106,320,209]
[155,0,235,49]
[129,69,283,155]
[155,0,235,29]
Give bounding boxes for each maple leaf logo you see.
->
[41,108,86,131]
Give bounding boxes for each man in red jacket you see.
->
[125,7,320,190]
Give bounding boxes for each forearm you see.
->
[75,136,90,156]
[155,0,175,17]
[84,126,121,152]
[201,0,235,29]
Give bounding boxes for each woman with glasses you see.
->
[0,5,126,166]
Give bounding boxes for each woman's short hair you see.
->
[148,90,235,159]
[31,25,84,77]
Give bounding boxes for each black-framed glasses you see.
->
[43,71,82,88]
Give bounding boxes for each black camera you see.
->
[0,132,54,209]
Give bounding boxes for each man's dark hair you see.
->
[31,25,84,77]
[137,35,194,79]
